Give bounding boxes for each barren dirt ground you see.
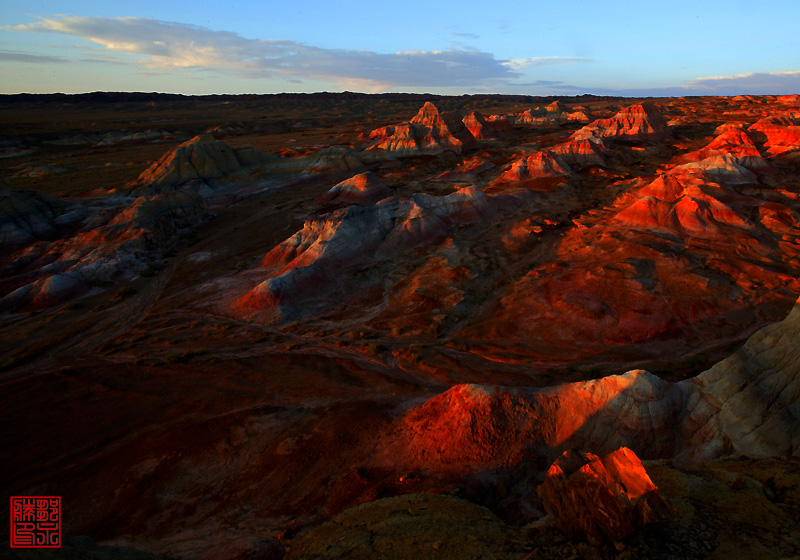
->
[2,92,800,559]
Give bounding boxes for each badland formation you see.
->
[1,92,800,559]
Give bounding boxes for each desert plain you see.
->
[1,92,800,559]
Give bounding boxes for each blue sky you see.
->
[1,0,799,96]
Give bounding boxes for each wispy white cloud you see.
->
[684,70,800,94]
[522,69,800,97]
[451,32,480,40]
[502,57,592,70]
[7,15,524,90]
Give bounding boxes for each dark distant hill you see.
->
[0,91,624,105]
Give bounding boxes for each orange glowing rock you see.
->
[493,151,571,186]
[566,110,590,122]
[462,111,512,140]
[683,128,769,169]
[573,103,669,142]
[400,383,544,468]
[435,155,495,181]
[550,137,606,168]
[502,218,544,251]
[514,103,566,126]
[748,117,800,156]
[538,447,676,545]
[313,172,393,208]
[366,102,476,158]
[671,154,757,185]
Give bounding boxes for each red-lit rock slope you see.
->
[2,93,800,560]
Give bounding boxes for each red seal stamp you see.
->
[10,496,61,548]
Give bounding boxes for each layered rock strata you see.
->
[235,187,490,322]
[365,102,476,159]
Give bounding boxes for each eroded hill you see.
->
[1,92,800,559]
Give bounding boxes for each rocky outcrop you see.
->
[284,145,366,176]
[313,172,392,208]
[485,114,514,135]
[397,295,800,471]
[0,187,87,246]
[515,108,561,127]
[748,117,800,157]
[95,129,170,146]
[502,218,543,251]
[538,448,676,545]
[566,110,591,122]
[398,370,684,471]
[683,128,769,169]
[573,103,669,142]
[671,154,757,184]
[365,102,476,159]
[235,187,489,322]
[410,102,476,152]
[678,298,800,461]
[550,137,606,168]
[128,135,264,193]
[0,190,205,311]
[435,155,495,182]
[611,154,757,237]
[462,111,512,140]
[126,136,364,195]
[492,150,572,186]
[100,190,206,252]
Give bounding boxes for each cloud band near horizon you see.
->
[5,15,799,96]
[8,15,568,90]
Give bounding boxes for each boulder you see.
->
[538,447,676,545]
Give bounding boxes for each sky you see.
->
[1,0,799,97]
